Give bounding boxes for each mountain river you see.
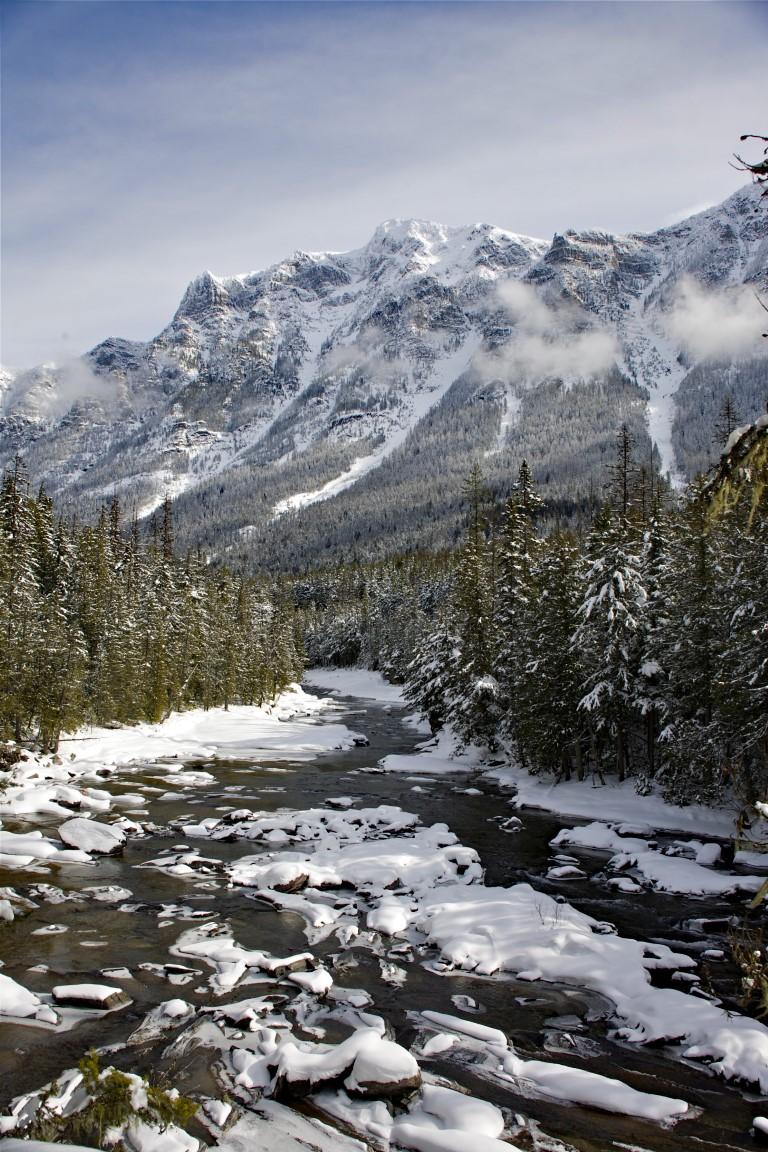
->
[0,686,764,1152]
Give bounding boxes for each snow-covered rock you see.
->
[0,974,46,1020]
[0,829,91,866]
[552,821,763,895]
[417,882,768,1090]
[344,1037,420,1098]
[267,1028,420,1101]
[51,984,131,1010]
[58,818,126,855]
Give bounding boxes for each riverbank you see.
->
[0,685,356,833]
[1,671,767,1152]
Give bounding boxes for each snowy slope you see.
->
[1,187,766,559]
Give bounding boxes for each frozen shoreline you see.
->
[305,667,744,838]
[303,667,406,703]
[0,684,356,841]
[56,683,355,767]
[485,760,741,837]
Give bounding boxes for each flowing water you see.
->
[0,691,764,1151]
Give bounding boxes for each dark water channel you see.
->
[0,692,764,1151]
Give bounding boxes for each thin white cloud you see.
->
[320,328,410,383]
[2,357,124,420]
[477,282,618,383]
[665,277,768,361]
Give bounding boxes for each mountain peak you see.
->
[4,184,765,570]
[368,218,451,248]
[174,270,231,321]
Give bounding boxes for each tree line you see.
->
[299,421,768,806]
[0,459,303,751]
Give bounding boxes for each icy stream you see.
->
[1,684,766,1152]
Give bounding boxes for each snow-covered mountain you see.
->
[2,187,766,569]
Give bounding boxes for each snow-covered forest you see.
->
[0,458,302,751]
[303,418,768,808]
[3,369,767,1152]
[18,407,768,813]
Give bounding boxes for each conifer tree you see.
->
[451,465,500,748]
[404,620,459,733]
[33,521,87,750]
[574,504,647,781]
[715,394,743,448]
[635,498,673,784]
[610,424,640,523]
[0,458,42,739]
[655,486,729,803]
[717,473,768,799]
[495,460,542,757]
[521,532,584,778]
[0,461,303,743]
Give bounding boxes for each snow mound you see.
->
[417,882,768,1090]
[58,819,126,855]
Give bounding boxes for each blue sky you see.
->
[2,0,765,367]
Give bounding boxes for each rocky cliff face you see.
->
[2,188,766,568]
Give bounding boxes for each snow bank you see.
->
[379,730,481,777]
[614,848,763,896]
[315,1080,519,1152]
[0,973,45,1020]
[400,1084,505,1139]
[0,686,356,833]
[553,822,763,895]
[56,685,352,766]
[0,830,91,869]
[303,667,404,703]
[230,827,480,898]
[552,822,649,855]
[413,1012,688,1123]
[489,762,739,836]
[498,1051,688,1121]
[419,1012,507,1047]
